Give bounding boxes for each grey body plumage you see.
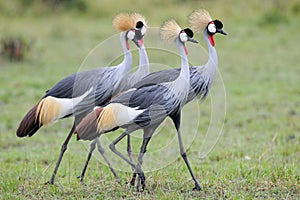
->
[16,17,149,184]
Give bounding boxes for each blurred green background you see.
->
[0,0,299,199]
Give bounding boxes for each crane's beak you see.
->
[188,37,199,43]
[133,37,140,48]
[132,29,144,48]
[217,28,228,35]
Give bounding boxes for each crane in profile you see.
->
[78,14,149,183]
[75,19,198,191]
[76,9,227,191]
[16,12,148,184]
[126,9,227,190]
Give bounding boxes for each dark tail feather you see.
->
[75,107,103,141]
[16,104,42,137]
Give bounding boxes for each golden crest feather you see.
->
[113,12,135,32]
[189,9,212,33]
[160,19,181,42]
[131,13,147,27]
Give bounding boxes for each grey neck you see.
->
[200,30,218,88]
[119,31,133,74]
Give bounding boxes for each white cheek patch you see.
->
[180,33,188,42]
[141,26,146,36]
[127,30,135,40]
[208,24,216,33]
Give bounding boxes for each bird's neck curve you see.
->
[137,45,150,78]
[201,30,218,87]
[176,38,190,85]
[119,31,132,74]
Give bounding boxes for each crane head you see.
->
[179,28,198,55]
[188,9,227,46]
[132,21,147,48]
[160,19,198,55]
[206,20,227,46]
[113,12,147,50]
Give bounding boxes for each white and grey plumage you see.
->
[76,9,227,191]
[127,9,227,190]
[78,16,149,182]
[75,19,198,190]
[16,12,148,184]
[126,10,227,190]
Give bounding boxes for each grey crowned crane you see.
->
[16,12,148,184]
[75,19,198,191]
[78,13,149,183]
[127,9,227,190]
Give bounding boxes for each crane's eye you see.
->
[179,32,188,42]
[127,30,135,40]
[207,23,216,34]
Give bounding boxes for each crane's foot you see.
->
[129,172,137,186]
[44,179,54,185]
[192,183,202,191]
[136,172,146,192]
[76,175,87,185]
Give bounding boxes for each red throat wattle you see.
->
[138,39,144,46]
[184,45,188,55]
[208,35,215,47]
[126,40,130,50]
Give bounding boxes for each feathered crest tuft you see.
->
[189,9,212,33]
[131,13,147,27]
[160,19,181,42]
[113,12,135,32]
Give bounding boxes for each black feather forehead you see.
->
[136,21,144,28]
[213,19,223,29]
[183,28,194,38]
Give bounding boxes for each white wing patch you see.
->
[56,87,93,119]
[112,103,144,126]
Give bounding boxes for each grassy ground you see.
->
[1,0,300,199]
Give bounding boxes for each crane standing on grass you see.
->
[78,14,149,183]
[76,9,227,191]
[127,9,227,189]
[16,12,148,184]
[75,19,198,191]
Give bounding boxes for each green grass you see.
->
[1,0,300,199]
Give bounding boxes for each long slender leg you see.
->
[95,139,119,179]
[127,135,136,173]
[177,128,201,191]
[109,130,146,186]
[46,124,75,184]
[135,135,152,191]
[172,112,201,191]
[77,139,97,183]
[109,131,137,170]
[129,172,137,186]
[130,126,160,186]
[127,135,133,162]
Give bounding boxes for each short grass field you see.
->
[1,0,300,199]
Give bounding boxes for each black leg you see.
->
[95,139,119,179]
[77,139,97,183]
[177,129,201,191]
[129,127,157,188]
[46,124,75,184]
[109,131,137,170]
[135,136,151,191]
[127,135,133,162]
[110,130,143,189]
[127,135,134,177]
[171,112,201,191]
[130,172,137,186]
